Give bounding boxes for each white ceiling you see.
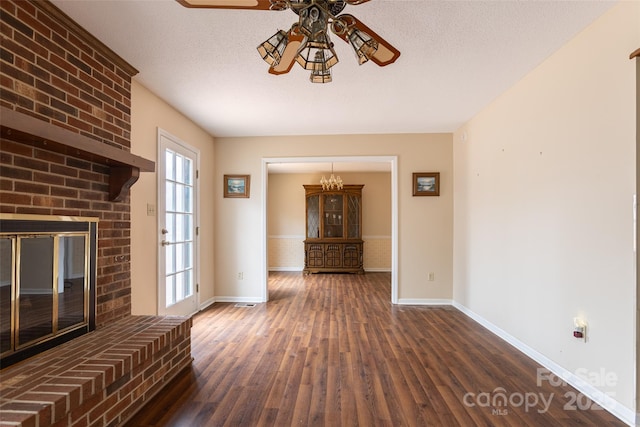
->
[51,0,616,140]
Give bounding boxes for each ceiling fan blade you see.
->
[176,0,281,10]
[334,14,400,67]
[268,31,305,75]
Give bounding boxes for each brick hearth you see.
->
[0,316,192,427]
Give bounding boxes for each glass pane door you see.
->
[165,149,193,307]
[158,130,199,316]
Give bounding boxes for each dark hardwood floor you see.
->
[126,272,625,426]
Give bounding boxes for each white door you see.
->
[158,129,199,316]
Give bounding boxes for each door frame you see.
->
[157,128,200,316]
[261,155,398,303]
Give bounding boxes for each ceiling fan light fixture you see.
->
[310,68,332,83]
[296,35,338,71]
[178,0,400,83]
[257,30,289,66]
[347,28,378,65]
[298,4,331,38]
[310,52,333,83]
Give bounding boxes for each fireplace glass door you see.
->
[0,237,12,354]
[57,235,87,331]
[18,234,88,348]
[1,232,90,355]
[18,235,55,346]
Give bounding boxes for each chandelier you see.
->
[320,163,343,190]
[177,0,401,83]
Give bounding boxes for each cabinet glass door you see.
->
[323,194,343,238]
[307,195,320,238]
[347,194,361,238]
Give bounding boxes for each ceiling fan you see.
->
[176,0,400,83]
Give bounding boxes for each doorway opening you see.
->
[261,156,398,303]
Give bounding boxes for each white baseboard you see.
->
[215,296,264,304]
[452,301,635,427]
[364,268,392,272]
[198,297,215,311]
[397,298,453,305]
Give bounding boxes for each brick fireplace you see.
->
[1,1,192,425]
[0,0,147,326]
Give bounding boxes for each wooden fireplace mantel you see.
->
[0,106,155,202]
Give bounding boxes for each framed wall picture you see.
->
[413,172,440,196]
[224,174,250,198]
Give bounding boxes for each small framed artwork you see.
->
[224,174,250,198]
[413,172,440,196]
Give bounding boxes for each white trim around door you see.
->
[157,128,200,316]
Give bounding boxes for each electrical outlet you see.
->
[428,272,435,281]
[237,272,244,280]
[573,317,587,342]
[146,203,156,216]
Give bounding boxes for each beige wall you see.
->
[215,134,453,302]
[268,172,392,271]
[453,1,638,416]
[130,81,215,314]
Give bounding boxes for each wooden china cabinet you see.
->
[303,184,364,274]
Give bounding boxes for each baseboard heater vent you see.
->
[234,303,257,308]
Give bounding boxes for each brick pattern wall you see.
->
[0,0,139,326]
[0,138,132,326]
[0,0,134,150]
[0,316,192,427]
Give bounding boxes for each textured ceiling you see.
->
[51,0,615,138]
